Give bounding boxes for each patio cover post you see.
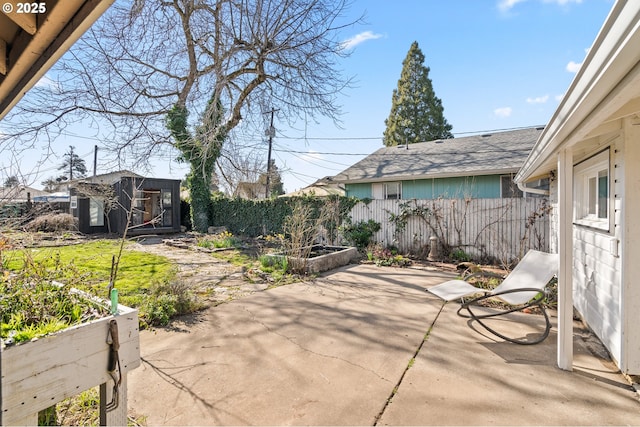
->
[557,147,574,371]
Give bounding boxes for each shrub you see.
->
[340,219,381,250]
[26,213,78,232]
[139,279,201,327]
[259,254,288,273]
[367,244,411,267]
[451,248,471,262]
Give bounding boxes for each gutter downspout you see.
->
[517,181,550,196]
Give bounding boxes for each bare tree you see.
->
[3,0,358,232]
[217,144,266,196]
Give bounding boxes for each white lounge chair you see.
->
[427,250,558,345]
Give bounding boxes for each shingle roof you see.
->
[332,127,544,183]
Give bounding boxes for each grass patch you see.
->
[4,240,174,307]
[197,231,241,249]
[3,240,201,330]
[54,386,146,426]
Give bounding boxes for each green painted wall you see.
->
[346,175,502,199]
[345,182,372,199]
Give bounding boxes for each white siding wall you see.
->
[620,118,640,374]
[549,133,624,367]
[349,198,549,262]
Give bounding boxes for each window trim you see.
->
[383,182,402,200]
[573,149,611,232]
[500,174,524,198]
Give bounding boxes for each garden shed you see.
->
[70,171,181,236]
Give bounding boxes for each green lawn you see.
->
[4,240,176,308]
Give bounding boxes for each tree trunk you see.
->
[189,166,211,233]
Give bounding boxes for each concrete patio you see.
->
[128,263,640,425]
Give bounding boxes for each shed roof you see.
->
[332,127,544,184]
[68,170,143,185]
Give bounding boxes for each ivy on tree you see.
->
[383,41,453,147]
[3,0,356,234]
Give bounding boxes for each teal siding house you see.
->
[332,127,545,199]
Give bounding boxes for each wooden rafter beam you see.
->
[2,1,37,35]
[0,38,6,75]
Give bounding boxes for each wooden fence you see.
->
[348,198,550,264]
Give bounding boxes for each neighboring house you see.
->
[281,177,345,197]
[69,171,181,235]
[0,185,49,203]
[515,0,640,375]
[332,127,545,200]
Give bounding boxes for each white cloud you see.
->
[543,0,583,5]
[555,93,565,102]
[494,107,512,118]
[34,74,60,92]
[526,95,549,104]
[566,60,582,73]
[498,0,527,12]
[340,31,384,50]
[499,0,582,12]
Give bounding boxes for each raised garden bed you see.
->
[267,245,358,274]
[1,295,140,425]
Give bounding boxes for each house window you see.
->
[89,198,104,227]
[384,182,402,199]
[574,149,610,231]
[501,175,523,198]
[161,189,172,227]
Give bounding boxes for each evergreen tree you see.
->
[58,145,88,180]
[3,175,20,187]
[257,160,285,197]
[383,41,453,146]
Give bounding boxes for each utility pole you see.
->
[93,145,98,177]
[69,146,74,181]
[264,108,278,199]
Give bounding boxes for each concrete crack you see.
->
[241,305,393,384]
[373,302,446,426]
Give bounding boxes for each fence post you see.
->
[428,236,440,260]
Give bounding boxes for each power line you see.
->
[47,124,542,146]
[273,148,532,157]
[277,125,545,141]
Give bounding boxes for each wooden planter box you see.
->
[1,301,140,425]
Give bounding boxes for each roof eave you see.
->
[0,0,115,121]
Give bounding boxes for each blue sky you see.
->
[271,0,614,192]
[2,0,615,193]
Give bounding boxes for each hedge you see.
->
[208,195,358,238]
